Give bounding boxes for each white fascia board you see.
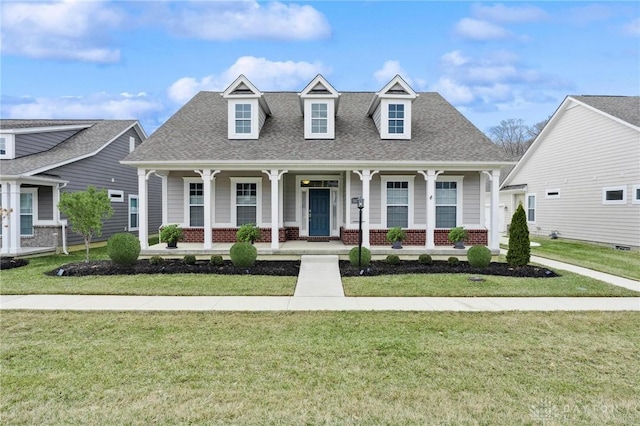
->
[0,175,68,185]
[3,124,94,134]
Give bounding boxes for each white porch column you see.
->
[263,169,287,249]
[490,169,501,251]
[137,169,149,250]
[9,181,20,255]
[202,169,212,249]
[419,170,441,250]
[479,171,486,229]
[353,170,378,248]
[1,181,11,254]
[155,171,169,226]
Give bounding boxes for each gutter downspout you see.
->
[57,183,69,254]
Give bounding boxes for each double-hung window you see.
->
[235,104,252,134]
[435,181,458,228]
[129,195,139,231]
[189,183,204,227]
[526,194,536,222]
[311,103,328,134]
[386,181,409,228]
[20,191,35,236]
[388,104,404,134]
[0,137,6,156]
[236,182,257,226]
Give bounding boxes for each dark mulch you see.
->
[46,259,301,277]
[0,257,29,270]
[340,260,558,278]
[45,258,558,278]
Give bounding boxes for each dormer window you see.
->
[0,134,15,159]
[222,75,271,140]
[235,104,252,134]
[300,75,340,140]
[367,75,417,140]
[388,104,404,134]
[311,103,328,134]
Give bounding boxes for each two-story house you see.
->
[122,75,513,254]
[0,119,162,256]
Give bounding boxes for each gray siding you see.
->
[283,173,297,223]
[462,172,481,225]
[37,185,53,220]
[15,130,81,158]
[349,173,362,224]
[52,127,160,245]
[414,177,426,224]
[370,174,381,225]
[506,102,640,247]
[215,172,231,224]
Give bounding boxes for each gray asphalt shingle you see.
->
[124,91,512,165]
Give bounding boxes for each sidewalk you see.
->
[2,294,639,311]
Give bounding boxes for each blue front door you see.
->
[309,189,330,236]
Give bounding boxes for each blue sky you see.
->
[1,1,638,135]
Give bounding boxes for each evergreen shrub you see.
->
[467,245,492,268]
[506,204,531,266]
[349,246,371,268]
[230,242,258,268]
[107,233,140,266]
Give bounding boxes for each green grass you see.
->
[528,236,640,281]
[1,248,296,296]
[343,271,639,297]
[2,311,639,424]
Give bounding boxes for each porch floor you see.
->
[1,246,57,258]
[142,241,485,259]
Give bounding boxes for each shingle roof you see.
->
[0,119,99,130]
[1,120,138,176]
[124,91,512,165]
[572,95,640,127]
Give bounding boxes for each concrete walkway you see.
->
[1,294,638,312]
[294,255,344,297]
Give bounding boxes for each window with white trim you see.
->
[526,193,536,222]
[435,181,459,228]
[129,136,136,153]
[388,104,404,134]
[108,189,124,202]
[235,104,252,134]
[188,182,204,227]
[0,137,6,156]
[386,181,409,228]
[20,189,37,236]
[602,186,626,204]
[632,185,640,205]
[129,195,139,231]
[235,182,258,226]
[311,103,328,134]
[0,134,15,159]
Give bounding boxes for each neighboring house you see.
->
[500,95,640,249]
[0,119,162,256]
[122,75,514,253]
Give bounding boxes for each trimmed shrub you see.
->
[210,255,224,266]
[183,254,196,265]
[230,242,258,268]
[149,255,164,265]
[506,204,531,267]
[418,254,433,265]
[349,246,371,268]
[385,254,400,265]
[467,245,492,268]
[447,256,460,266]
[107,233,140,266]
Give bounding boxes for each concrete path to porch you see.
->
[294,255,344,297]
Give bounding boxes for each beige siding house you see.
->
[123,75,513,254]
[501,95,640,248]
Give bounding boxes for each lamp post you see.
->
[357,197,364,272]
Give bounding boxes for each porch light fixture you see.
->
[302,180,310,185]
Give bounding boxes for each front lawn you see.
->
[343,271,639,297]
[2,311,638,424]
[529,237,640,280]
[0,248,296,296]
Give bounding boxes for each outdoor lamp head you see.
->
[357,197,364,209]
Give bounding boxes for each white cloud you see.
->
[161,1,330,41]
[471,3,548,23]
[431,77,475,104]
[2,92,163,122]
[623,18,640,36]
[167,56,329,103]
[455,18,511,40]
[0,0,123,63]
[441,51,469,67]
[373,60,408,84]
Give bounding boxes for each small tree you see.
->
[58,186,114,262]
[506,203,530,267]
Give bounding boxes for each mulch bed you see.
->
[0,257,30,270]
[44,259,558,278]
[340,260,558,278]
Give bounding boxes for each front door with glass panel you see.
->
[309,189,330,236]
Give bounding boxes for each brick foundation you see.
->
[180,227,286,243]
[341,227,488,246]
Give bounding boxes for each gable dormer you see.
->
[299,75,340,140]
[367,75,418,140]
[222,75,271,140]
